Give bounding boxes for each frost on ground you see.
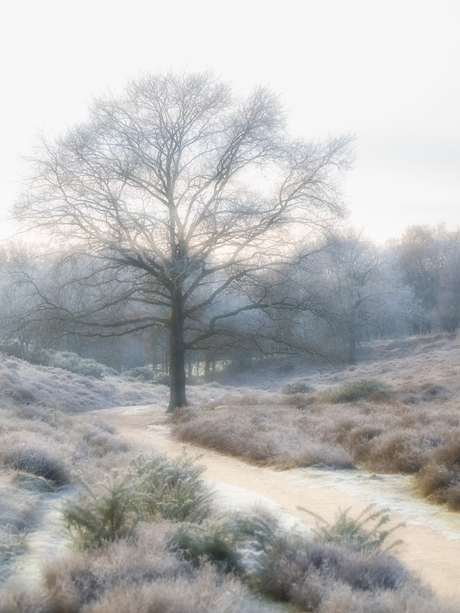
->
[175,333,460,508]
[1,333,460,611]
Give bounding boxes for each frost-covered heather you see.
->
[0,392,135,587]
[0,356,166,412]
[1,335,460,611]
[174,333,460,508]
[213,332,460,395]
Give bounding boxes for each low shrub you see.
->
[131,452,211,523]
[122,366,155,382]
[63,451,211,549]
[48,351,118,379]
[173,512,278,575]
[79,423,131,458]
[321,378,392,403]
[281,381,314,395]
[416,434,460,508]
[120,368,169,385]
[252,528,409,610]
[0,346,118,379]
[303,504,404,552]
[173,405,354,468]
[12,472,56,493]
[34,530,268,613]
[0,524,29,568]
[366,431,431,473]
[63,473,139,548]
[153,373,170,386]
[5,445,71,486]
[205,381,222,389]
[173,519,244,573]
[0,486,39,532]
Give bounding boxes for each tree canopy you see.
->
[15,71,354,411]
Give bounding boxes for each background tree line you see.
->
[1,223,458,374]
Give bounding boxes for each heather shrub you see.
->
[79,566,266,613]
[78,422,131,458]
[173,405,354,468]
[252,528,409,610]
[348,425,384,463]
[35,531,269,613]
[321,379,391,403]
[0,357,161,412]
[4,445,71,486]
[0,524,29,562]
[123,366,155,382]
[0,487,38,577]
[48,351,118,378]
[0,486,39,532]
[0,346,118,379]
[153,372,170,386]
[281,381,314,395]
[12,472,56,493]
[416,433,460,508]
[283,393,318,408]
[366,431,432,473]
[205,381,222,388]
[312,581,457,613]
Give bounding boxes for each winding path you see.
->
[100,404,460,602]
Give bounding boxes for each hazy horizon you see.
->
[1,0,459,244]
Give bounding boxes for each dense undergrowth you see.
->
[1,440,457,613]
[2,334,460,611]
[173,374,460,509]
[0,355,165,412]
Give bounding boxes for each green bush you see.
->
[63,452,211,549]
[63,473,138,548]
[301,504,404,552]
[131,452,211,523]
[173,513,278,574]
[321,378,391,403]
[174,520,243,572]
[281,381,314,395]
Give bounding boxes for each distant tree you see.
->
[396,225,460,334]
[14,72,353,411]
[286,232,416,364]
[325,233,385,364]
[436,230,460,332]
[396,226,444,334]
[0,242,54,359]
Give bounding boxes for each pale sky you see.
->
[1,0,459,243]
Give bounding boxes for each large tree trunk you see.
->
[166,289,188,413]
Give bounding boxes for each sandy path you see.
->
[99,404,460,602]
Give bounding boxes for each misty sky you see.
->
[1,0,459,243]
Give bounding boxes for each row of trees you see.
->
[2,71,458,410]
[2,225,457,373]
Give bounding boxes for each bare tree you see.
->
[14,72,353,411]
[282,231,417,364]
